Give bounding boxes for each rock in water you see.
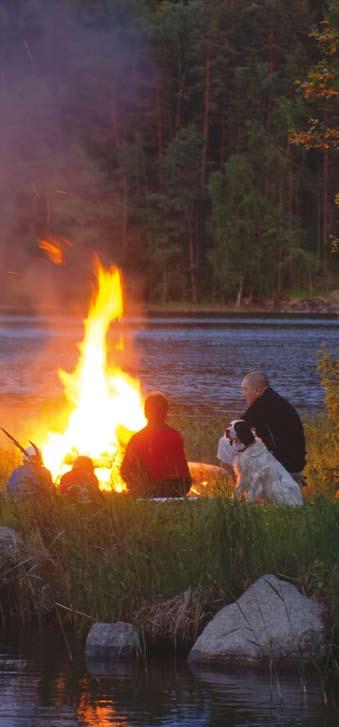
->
[189,574,327,666]
[85,622,140,661]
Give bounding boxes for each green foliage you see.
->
[145,126,204,300]
[207,147,311,302]
[302,348,338,500]
[208,156,259,301]
[317,345,339,423]
[289,1,339,271]
[304,415,338,499]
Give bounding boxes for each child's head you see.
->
[144,392,169,424]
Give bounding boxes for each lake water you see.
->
[1,627,339,727]
[0,314,337,421]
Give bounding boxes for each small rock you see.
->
[85,621,140,661]
[189,574,328,666]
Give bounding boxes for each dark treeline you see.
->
[0,0,337,306]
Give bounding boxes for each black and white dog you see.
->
[225,420,303,506]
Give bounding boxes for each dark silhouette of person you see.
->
[7,445,53,500]
[120,392,192,498]
[60,455,101,502]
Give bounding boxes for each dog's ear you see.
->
[234,421,255,446]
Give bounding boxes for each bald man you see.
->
[241,372,306,479]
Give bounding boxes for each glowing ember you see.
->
[38,239,64,265]
[38,236,72,265]
[41,259,145,489]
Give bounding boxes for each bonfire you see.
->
[40,259,145,491]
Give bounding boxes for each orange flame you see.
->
[38,239,64,265]
[38,236,72,265]
[41,259,145,489]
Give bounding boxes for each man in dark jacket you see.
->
[241,371,306,477]
[120,392,192,498]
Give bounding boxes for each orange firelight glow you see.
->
[38,239,64,265]
[41,260,145,490]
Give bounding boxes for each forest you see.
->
[0,0,337,306]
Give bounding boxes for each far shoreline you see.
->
[143,307,338,318]
[0,298,338,319]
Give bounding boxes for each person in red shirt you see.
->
[120,392,192,498]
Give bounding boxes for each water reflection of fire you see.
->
[41,259,145,490]
[78,700,127,727]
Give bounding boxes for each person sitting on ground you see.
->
[7,445,53,500]
[120,392,192,498]
[241,371,306,483]
[227,420,303,506]
[60,455,101,503]
[217,372,306,485]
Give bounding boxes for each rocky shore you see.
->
[144,291,339,316]
[279,292,339,314]
[0,291,338,317]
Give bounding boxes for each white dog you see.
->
[225,420,303,506]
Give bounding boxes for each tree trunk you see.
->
[277,184,284,295]
[156,85,163,174]
[323,146,328,276]
[200,54,211,188]
[317,195,321,260]
[219,96,226,169]
[266,36,274,132]
[175,66,187,131]
[287,143,293,227]
[277,245,282,295]
[162,268,168,305]
[235,275,244,307]
[187,208,197,303]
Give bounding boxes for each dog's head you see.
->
[225,420,255,449]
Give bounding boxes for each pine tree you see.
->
[289,1,339,270]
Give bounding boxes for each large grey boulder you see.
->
[85,622,140,661]
[0,526,25,573]
[189,574,327,666]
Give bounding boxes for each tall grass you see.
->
[1,489,339,649]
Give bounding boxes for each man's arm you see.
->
[241,404,256,426]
